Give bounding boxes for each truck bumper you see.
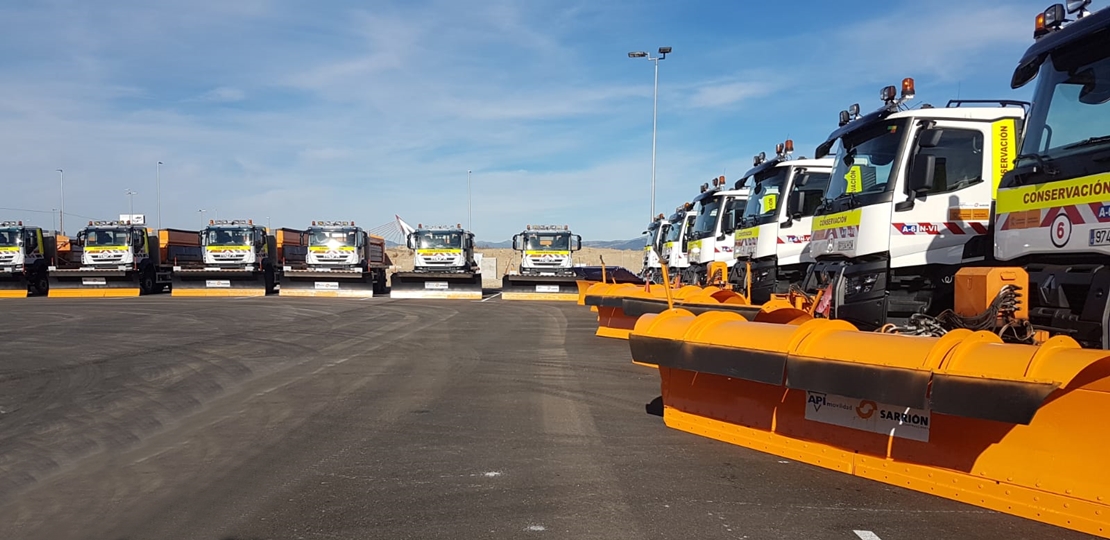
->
[172,267,271,297]
[48,268,141,298]
[280,268,380,298]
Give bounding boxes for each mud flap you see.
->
[172,269,269,297]
[48,270,140,298]
[280,270,376,298]
[390,271,482,299]
[629,311,1110,538]
[501,274,580,301]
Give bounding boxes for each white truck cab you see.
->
[640,214,668,283]
[685,176,749,285]
[660,205,694,276]
[512,225,582,277]
[805,78,1026,330]
[732,141,833,303]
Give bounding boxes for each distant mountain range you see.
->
[387,238,644,251]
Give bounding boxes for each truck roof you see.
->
[817,103,1026,158]
[1013,6,1110,88]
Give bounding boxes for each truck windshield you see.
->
[416,231,462,249]
[0,229,20,246]
[309,228,357,247]
[526,233,570,251]
[86,229,129,246]
[826,119,907,201]
[1018,38,1110,167]
[665,217,686,243]
[691,198,721,237]
[741,167,789,225]
[644,223,661,247]
[206,227,253,246]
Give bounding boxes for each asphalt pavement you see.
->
[0,295,1094,540]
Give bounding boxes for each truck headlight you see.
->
[691,247,701,257]
[846,272,880,296]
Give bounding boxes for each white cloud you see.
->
[688,81,775,108]
[194,86,246,103]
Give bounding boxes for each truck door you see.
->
[888,119,993,267]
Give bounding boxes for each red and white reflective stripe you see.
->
[777,235,810,244]
[890,222,988,235]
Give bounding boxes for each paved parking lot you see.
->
[0,296,1091,539]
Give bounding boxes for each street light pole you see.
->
[156,161,163,230]
[125,189,137,219]
[467,170,472,232]
[56,169,64,235]
[628,47,671,220]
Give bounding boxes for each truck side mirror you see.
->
[909,154,936,194]
[572,235,582,251]
[897,154,937,212]
[405,234,415,250]
[787,190,805,221]
[917,128,944,149]
[76,231,86,247]
[512,234,522,251]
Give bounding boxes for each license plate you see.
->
[315,282,339,290]
[835,239,856,252]
[206,280,231,288]
[82,277,106,285]
[1091,228,1110,246]
[425,281,449,290]
[536,285,560,293]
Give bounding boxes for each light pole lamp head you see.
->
[628,51,648,58]
[658,46,672,58]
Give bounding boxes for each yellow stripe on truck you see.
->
[811,209,862,231]
[416,249,462,255]
[734,227,759,240]
[525,250,570,255]
[993,118,1017,200]
[996,172,1110,214]
[309,246,355,252]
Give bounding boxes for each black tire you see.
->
[30,271,49,296]
[264,265,276,295]
[139,268,156,295]
[681,267,698,286]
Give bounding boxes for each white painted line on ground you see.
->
[479,292,502,302]
[854,531,882,540]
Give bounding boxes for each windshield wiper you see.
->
[1014,153,1060,182]
[1062,135,1110,151]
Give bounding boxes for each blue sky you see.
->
[0,0,1051,241]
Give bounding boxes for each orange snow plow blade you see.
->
[629,309,1110,538]
[593,285,715,340]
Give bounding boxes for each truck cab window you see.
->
[913,129,984,194]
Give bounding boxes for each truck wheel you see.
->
[264,265,276,294]
[681,267,698,286]
[139,269,156,295]
[31,275,49,296]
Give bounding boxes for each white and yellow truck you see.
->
[660,203,695,279]
[803,78,1026,330]
[731,141,833,303]
[988,0,1110,347]
[391,220,482,299]
[281,220,390,297]
[0,221,57,297]
[640,214,668,284]
[171,219,280,297]
[502,225,583,301]
[684,177,749,285]
[49,220,202,297]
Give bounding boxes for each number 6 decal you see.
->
[1051,212,1072,248]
